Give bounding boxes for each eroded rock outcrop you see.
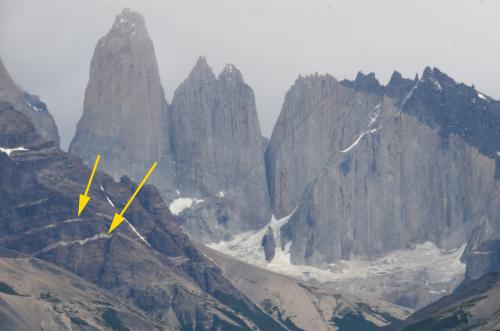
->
[0,55,59,145]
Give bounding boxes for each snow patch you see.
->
[99,186,150,246]
[169,197,204,215]
[124,217,151,247]
[477,92,487,100]
[340,127,380,153]
[209,217,466,287]
[0,147,28,156]
[429,77,442,90]
[208,210,295,268]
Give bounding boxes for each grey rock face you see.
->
[261,226,276,262]
[170,58,271,241]
[69,8,176,196]
[267,69,500,277]
[70,11,270,243]
[0,55,59,146]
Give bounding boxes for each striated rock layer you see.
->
[0,101,287,330]
[266,68,500,282]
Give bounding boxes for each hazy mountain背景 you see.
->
[1,6,500,331]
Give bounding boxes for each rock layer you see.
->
[0,101,286,330]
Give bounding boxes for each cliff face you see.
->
[0,101,286,330]
[0,55,59,146]
[267,69,500,279]
[70,10,270,242]
[169,58,271,241]
[69,9,176,196]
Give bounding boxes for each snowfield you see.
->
[209,213,466,306]
[0,146,29,156]
[169,197,204,215]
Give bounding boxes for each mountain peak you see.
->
[341,71,383,94]
[187,57,216,82]
[114,8,145,28]
[218,63,244,83]
[386,70,414,98]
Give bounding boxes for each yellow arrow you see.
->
[78,154,101,216]
[108,161,158,234]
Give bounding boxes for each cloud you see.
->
[1,0,499,149]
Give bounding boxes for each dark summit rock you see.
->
[0,55,59,146]
[385,71,414,99]
[261,226,276,262]
[23,92,48,113]
[341,71,384,94]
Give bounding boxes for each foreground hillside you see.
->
[0,101,288,330]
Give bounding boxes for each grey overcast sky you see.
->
[0,0,499,149]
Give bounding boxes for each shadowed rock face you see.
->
[169,58,271,242]
[0,56,59,146]
[69,8,176,198]
[0,102,287,330]
[266,69,500,281]
[261,226,276,262]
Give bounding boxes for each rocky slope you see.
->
[202,246,413,331]
[0,248,161,330]
[69,9,176,197]
[169,58,270,242]
[0,101,288,330]
[388,271,500,331]
[0,55,60,146]
[265,69,500,284]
